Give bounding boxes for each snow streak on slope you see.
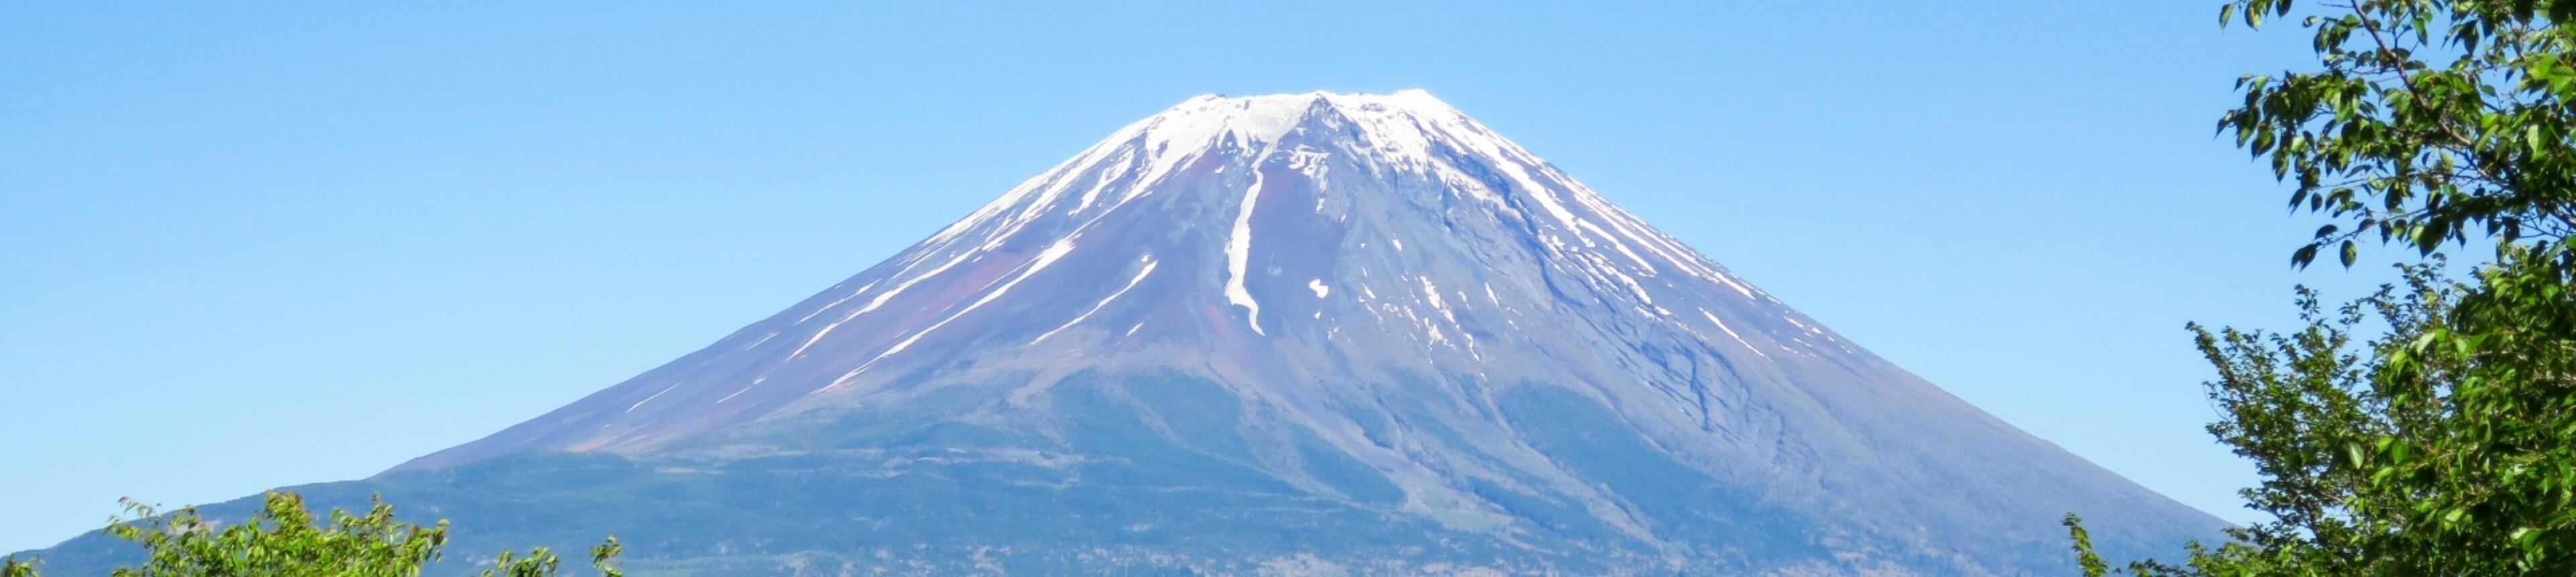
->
[1223,166,1269,334]
[1032,257,1157,345]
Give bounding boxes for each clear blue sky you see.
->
[3,1,2367,554]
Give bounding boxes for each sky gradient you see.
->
[3,1,2371,554]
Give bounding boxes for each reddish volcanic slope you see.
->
[327,91,2223,574]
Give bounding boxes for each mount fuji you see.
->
[24,91,2222,575]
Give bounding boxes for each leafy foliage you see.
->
[2074,260,2576,575]
[3,555,35,577]
[6,492,620,577]
[101,492,445,577]
[2068,0,2576,574]
[2223,0,2576,267]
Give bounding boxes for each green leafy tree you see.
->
[2067,0,2576,574]
[6,492,620,577]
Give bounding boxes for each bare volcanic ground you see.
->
[19,91,2223,576]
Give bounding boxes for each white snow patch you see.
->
[1125,94,1316,189]
[842,250,978,323]
[782,323,841,361]
[794,280,877,324]
[1287,146,1331,182]
[1713,274,1756,299]
[1598,265,1655,305]
[627,383,682,413]
[1069,150,1135,212]
[1032,259,1159,344]
[1577,219,1654,271]
[1223,162,1271,335]
[1700,308,1768,358]
[820,239,1079,392]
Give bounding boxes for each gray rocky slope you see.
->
[28,91,2222,576]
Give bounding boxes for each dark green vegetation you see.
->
[2067,0,2576,574]
[3,492,619,577]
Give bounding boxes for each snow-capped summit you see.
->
[353,91,2220,574]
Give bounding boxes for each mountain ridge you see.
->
[26,91,2222,576]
